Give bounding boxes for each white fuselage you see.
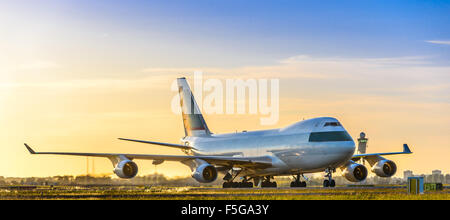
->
[183,117,356,177]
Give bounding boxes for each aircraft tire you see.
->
[291,181,307,187]
[323,180,330,187]
[223,182,231,188]
[290,181,302,187]
[261,181,277,188]
[238,182,252,188]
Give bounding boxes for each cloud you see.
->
[5,55,449,104]
[279,55,430,65]
[426,40,450,45]
[141,55,434,80]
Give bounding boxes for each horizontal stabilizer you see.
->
[118,138,194,150]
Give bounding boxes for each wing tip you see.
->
[24,143,36,154]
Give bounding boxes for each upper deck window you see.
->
[324,122,341,127]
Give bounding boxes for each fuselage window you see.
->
[324,122,341,127]
[309,131,352,142]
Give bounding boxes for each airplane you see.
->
[24,77,413,188]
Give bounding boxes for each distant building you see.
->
[432,170,442,175]
[431,170,444,183]
[445,174,450,184]
[403,170,413,181]
[426,175,433,183]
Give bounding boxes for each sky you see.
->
[0,0,449,178]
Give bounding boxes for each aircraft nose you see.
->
[342,142,356,157]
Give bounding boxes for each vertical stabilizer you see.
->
[177,77,211,137]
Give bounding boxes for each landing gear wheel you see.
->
[330,180,336,187]
[239,182,253,188]
[223,179,254,188]
[323,180,336,187]
[222,169,243,188]
[300,181,307,187]
[260,176,277,188]
[323,168,336,188]
[291,174,307,188]
[223,182,232,188]
[290,181,307,187]
[261,181,277,188]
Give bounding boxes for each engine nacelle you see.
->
[371,160,397,177]
[342,162,368,182]
[113,160,138,179]
[192,163,218,183]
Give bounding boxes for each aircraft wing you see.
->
[351,144,412,162]
[24,144,272,168]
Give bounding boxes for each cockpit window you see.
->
[324,122,341,127]
[309,131,352,142]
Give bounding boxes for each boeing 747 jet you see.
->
[25,77,412,188]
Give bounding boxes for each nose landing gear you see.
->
[323,168,336,188]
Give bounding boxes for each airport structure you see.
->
[408,176,424,194]
[357,132,368,154]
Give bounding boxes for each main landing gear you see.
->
[222,181,253,188]
[261,176,277,188]
[222,172,277,188]
[222,171,254,188]
[290,174,307,187]
[323,168,336,188]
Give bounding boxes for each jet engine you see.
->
[371,159,397,177]
[342,162,368,182]
[192,163,218,183]
[113,160,138,179]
